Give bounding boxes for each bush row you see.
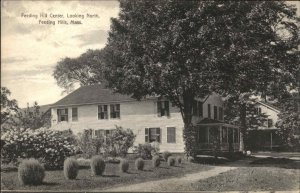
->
[18,155,189,185]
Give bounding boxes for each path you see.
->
[101,166,235,192]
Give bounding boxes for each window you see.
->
[145,128,161,143]
[95,129,105,138]
[255,107,262,115]
[110,104,120,119]
[72,107,78,121]
[157,101,170,117]
[208,104,211,118]
[167,127,176,143]
[198,102,203,117]
[213,106,218,120]
[57,108,68,122]
[219,107,223,121]
[268,119,273,128]
[98,105,108,119]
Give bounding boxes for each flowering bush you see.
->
[1,127,78,169]
[133,142,160,160]
[104,126,136,158]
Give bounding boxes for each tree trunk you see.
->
[182,93,194,127]
[239,103,247,152]
[181,92,197,157]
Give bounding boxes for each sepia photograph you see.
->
[1,0,300,192]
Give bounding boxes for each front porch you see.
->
[195,118,240,153]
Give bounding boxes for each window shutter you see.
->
[156,128,161,143]
[165,101,170,116]
[157,101,162,117]
[192,100,198,116]
[145,128,149,142]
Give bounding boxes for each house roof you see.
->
[51,84,138,107]
[257,101,280,112]
[198,118,224,124]
[196,118,240,128]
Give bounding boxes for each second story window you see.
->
[208,104,211,118]
[72,107,78,121]
[98,105,108,119]
[157,101,170,117]
[214,106,218,120]
[110,104,120,119]
[57,108,68,122]
[268,119,273,128]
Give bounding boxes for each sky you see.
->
[1,1,299,108]
[1,0,119,108]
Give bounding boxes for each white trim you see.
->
[257,101,280,113]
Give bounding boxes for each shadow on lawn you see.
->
[158,166,170,169]
[42,182,59,186]
[249,157,300,169]
[102,174,120,178]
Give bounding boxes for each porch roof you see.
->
[196,118,240,129]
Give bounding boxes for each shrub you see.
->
[188,156,194,163]
[18,159,45,185]
[133,143,159,160]
[176,156,182,164]
[162,151,172,161]
[135,158,144,170]
[104,126,136,158]
[1,128,78,169]
[152,155,160,167]
[167,156,175,166]
[119,159,129,173]
[64,158,79,180]
[90,156,105,176]
[77,129,104,158]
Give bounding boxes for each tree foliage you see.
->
[104,0,300,153]
[276,94,300,149]
[7,102,51,130]
[53,49,106,93]
[1,87,18,123]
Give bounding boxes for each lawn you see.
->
[180,157,300,192]
[184,167,300,191]
[1,159,212,191]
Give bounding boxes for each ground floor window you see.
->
[145,128,161,143]
[57,108,68,122]
[167,127,176,143]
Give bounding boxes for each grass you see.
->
[1,159,212,191]
[184,167,300,191]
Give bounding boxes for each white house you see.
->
[50,84,239,153]
[248,101,282,150]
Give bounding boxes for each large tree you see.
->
[1,87,18,123]
[212,1,299,151]
[53,49,106,93]
[104,0,299,154]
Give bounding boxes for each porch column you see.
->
[270,132,273,151]
[219,126,222,144]
[207,126,210,143]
